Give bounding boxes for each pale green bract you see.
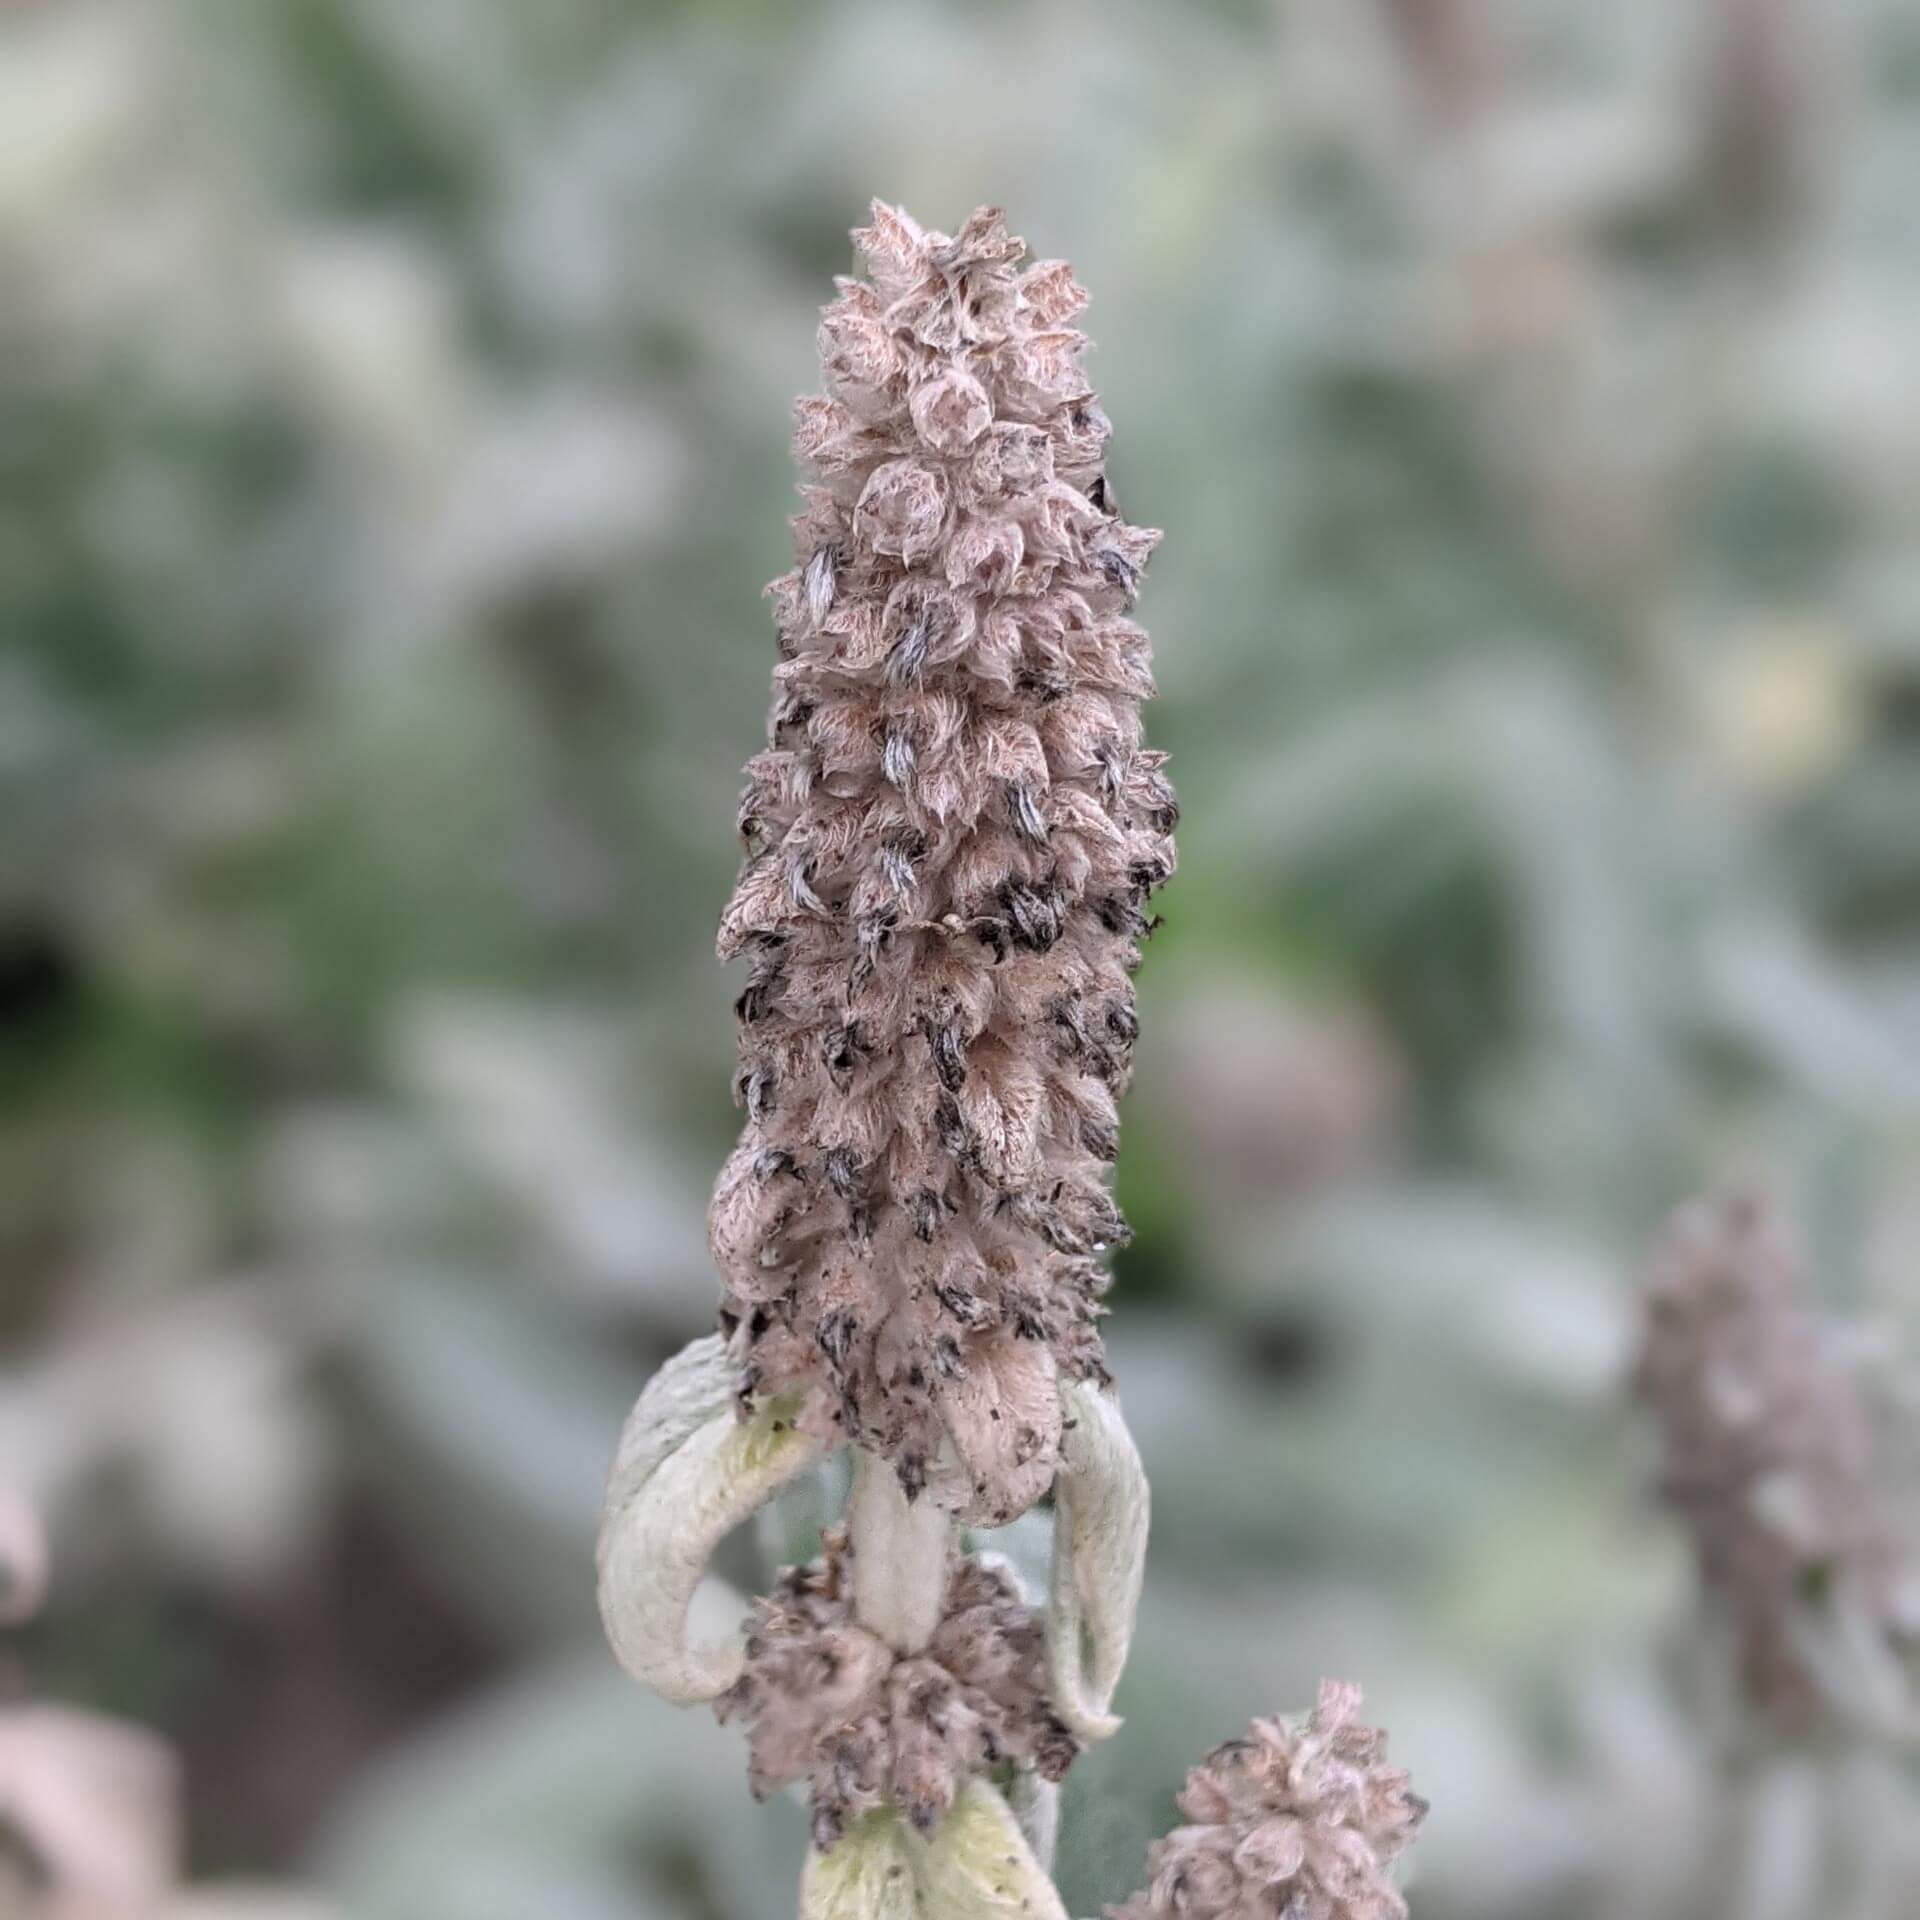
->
[801,1783,1069,1920]
[801,1812,921,1920]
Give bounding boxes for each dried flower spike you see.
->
[709,200,1175,1525]
[1110,1680,1427,1920]
[1637,1189,1915,1735]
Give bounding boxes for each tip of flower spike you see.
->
[853,200,1029,286]
[932,206,1025,270]
[1311,1676,1364,1732]
[853,201,927,287]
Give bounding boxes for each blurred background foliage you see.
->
[2,0,1919,1914]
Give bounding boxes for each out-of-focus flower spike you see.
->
[0,1489,50,1628]
[915,1778,1070,1920]
[1636,1189,1915,1736]
[801,1811,921,1920]
[1046,1380,1148,1742]
[596,1335,823,1703]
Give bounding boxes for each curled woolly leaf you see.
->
[1045,1380,1148,1742]
[802,1810,921,1920]
[601,1334,734,1500]
[915,1778,1070,1920]
[597,1336,823,1703]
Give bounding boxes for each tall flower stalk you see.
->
[596,202,1423,1919]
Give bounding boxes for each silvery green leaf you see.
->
[346,1260,638,1638]
[163,1893,340,1920]
[600,1334,734,1500]
[395,997,712,1319]
[1046,1381,1148,1743]
[1785,1585,1917,1741]
[310,1650,796,1920]
[596,1338,823,1703]
[800,1811,919,1920]
[914,1779,1068,1920]
[1697,910,1920,1119]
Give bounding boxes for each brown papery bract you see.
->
[709,203,1174,1524]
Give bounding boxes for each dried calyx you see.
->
[709,200,1175,1526]
[1111,1681,1427,1920]
[1637,1189,1917,1736]
[718,1523,1075,1851]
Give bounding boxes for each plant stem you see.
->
[848,1448,952,1653]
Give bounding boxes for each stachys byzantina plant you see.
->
[596,201,1424,1920]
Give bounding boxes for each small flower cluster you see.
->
[1637,1189,1913,1733]
[1110,1681,1427,1920]
[718,1526,1075,1850]
[708,201,1175,1525]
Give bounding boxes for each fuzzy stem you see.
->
[848,1447,953,1653]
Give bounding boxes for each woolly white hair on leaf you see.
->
[596,1334,823,1702]
[1046,1379,1148,1741]
[801,1811,921,1920]
[915,1779,1069,1920]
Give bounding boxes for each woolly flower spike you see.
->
[1110,1682,1427,1920]
[719,1524,1076,1851]
[1637,1189,1916,1735]
[711,201,1175,1525]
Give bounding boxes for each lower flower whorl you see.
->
[716,1526,1076,1850]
